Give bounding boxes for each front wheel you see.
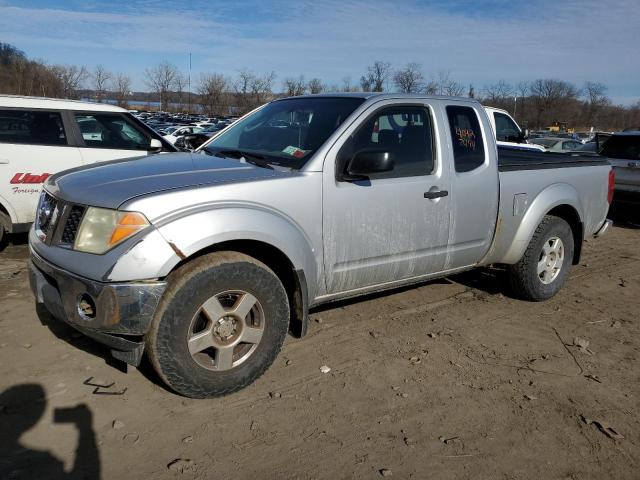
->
[147,252,290,398]
[507,215,575,301]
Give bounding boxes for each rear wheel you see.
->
[147,252,290,398]
[507,215,574,301]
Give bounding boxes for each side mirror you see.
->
[344,150,394,180]
[182,134,209,151]
[149,138,163,153]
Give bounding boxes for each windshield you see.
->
[202,97,365,169]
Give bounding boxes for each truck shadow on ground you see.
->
[35,304,175,394]
[0,383,101,479]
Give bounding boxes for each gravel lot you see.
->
[1,218,639,479]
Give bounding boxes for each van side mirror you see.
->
[149,138,163,153]
[183,134,209,151]
[344,150,394,180]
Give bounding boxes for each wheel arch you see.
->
[168,239,310,338]
[499,183,584,265]
[0,195,18,232]
[153,208,319,338]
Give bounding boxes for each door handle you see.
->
[0,158,9,164]
[424,190,449,199]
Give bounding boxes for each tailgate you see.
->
[610,158,640,191]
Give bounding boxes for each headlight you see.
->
[74,207,149,254]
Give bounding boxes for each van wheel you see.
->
[507,215,574,301]
[147,251,289,398]
[0,212,9,250]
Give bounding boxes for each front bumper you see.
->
[29,249,167,365]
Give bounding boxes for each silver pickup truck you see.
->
[29,94,614,398]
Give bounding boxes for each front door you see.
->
[322,102,451,294]
[0,108,82,225]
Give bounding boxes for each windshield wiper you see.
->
[213,149,273,169]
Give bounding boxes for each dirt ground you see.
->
[1,217,639,480]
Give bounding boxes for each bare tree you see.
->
[341,76,358,92]
[483,80,514,102]
[198,73,228,115]
[307,77,325,94]
[283,76,307,96]
[52,65,88,99]
[113,73,131,108]
[393,63,424,93]
[144,61,179,111]
[92,65,111,102]
[233,70,275,111]
[249,71,275,105]
[360,61,392,92]
[434,70,464,96]
[529,78,579,128]
[583,81,610,127]
[173,72,187,112]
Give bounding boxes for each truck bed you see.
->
[497,147,609,172]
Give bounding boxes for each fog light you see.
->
[78,294,96,319]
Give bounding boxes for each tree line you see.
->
[1,42,639,130]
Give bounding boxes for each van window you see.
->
[74,113,150,150]
[0,110,67,146]
[494,112,520,142]
[343,105,435,179]
[446,106,485,173]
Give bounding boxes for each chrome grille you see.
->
[36,192,86,247]
[36,192,59,238]
[61,205,85,245]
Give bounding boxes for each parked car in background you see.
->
[484,106,544,152]
[599,131,640,204]
[528,137,583,152]
[29,93,613,398]
[162,125,204,145]
[0,95,175,246]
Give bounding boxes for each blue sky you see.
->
[1,0,638,104]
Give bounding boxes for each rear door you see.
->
[443,103,499,269]
[71,112,156,164]
[0,108,82,225]
[322,100,452,294]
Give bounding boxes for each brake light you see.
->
[607,168,615,204]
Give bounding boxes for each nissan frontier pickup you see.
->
[29,94,613,398]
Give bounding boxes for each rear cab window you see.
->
[446,106,486,173]
[0,109,68,146]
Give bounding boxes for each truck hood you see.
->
[46,152,290,209]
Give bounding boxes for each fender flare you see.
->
[499,183,584,265]
[154,206,320,298]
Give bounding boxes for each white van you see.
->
[0,95,175,245]
[484,106,544,152]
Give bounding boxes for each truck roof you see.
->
[275,92,481,103]
[0,94,127,112]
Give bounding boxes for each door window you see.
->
[74,113,151,150]
[494,112,520,142]
[446,106,485,173]
[0,109,67,146]
[343,106,435,179]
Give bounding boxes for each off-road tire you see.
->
[147,251,290,398]
[507,215,574,301]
